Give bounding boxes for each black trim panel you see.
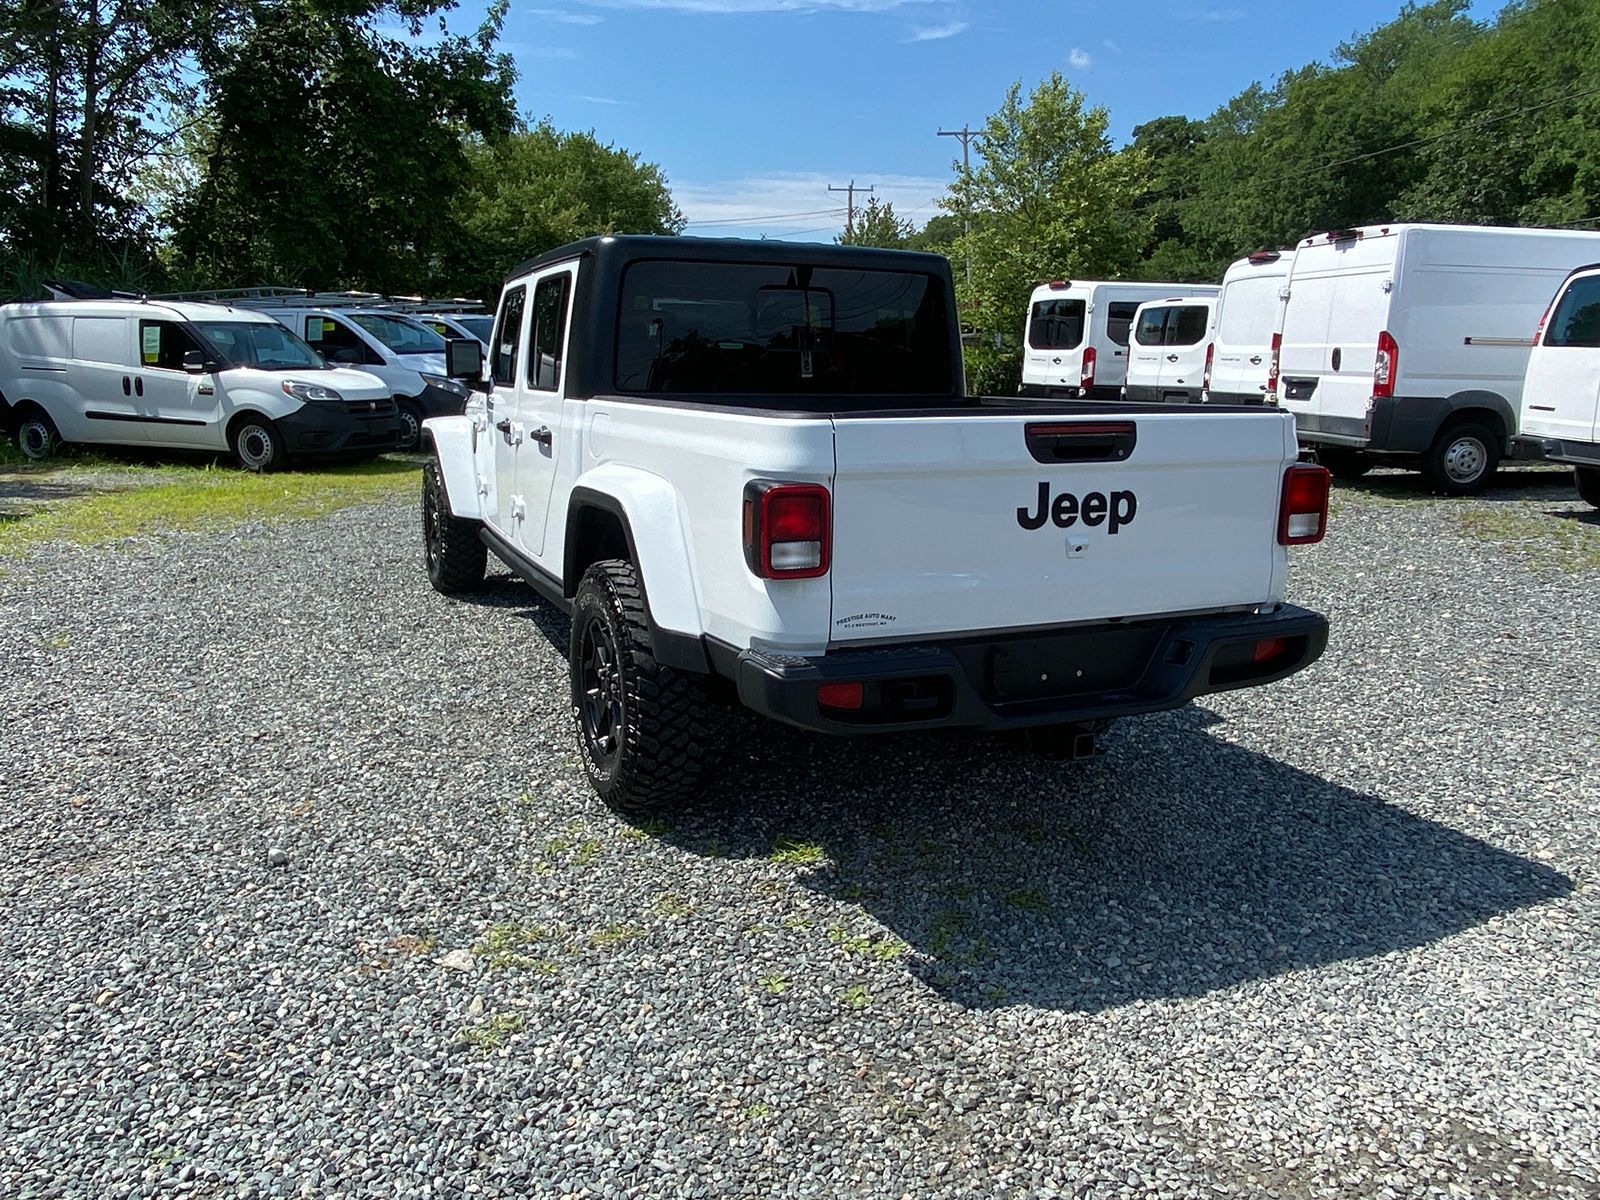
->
[1512,434,1600,467]
[480,527,572,614]
[85,410,206,427]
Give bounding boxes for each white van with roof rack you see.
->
[0,292,398,469]
[1019,280,1218,400]
[1203,250,1293,406]
[1123,295,1216,404]
[1275,222,1600,493]
[1511,261,1600,507]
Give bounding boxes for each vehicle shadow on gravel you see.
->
[1335,465,1574,504]
[650,705,1572,1014]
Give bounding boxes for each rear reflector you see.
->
[816,682,864,710]
[1278,465,1330,545]
[1202,341,1214,391]
[1373,330,1398,398]
[1266,331,1282,395]
[743,481,831,579]
[1252,637,1287,663]
[1080,345,1097,389]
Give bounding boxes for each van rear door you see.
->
[1023,292,1087,391]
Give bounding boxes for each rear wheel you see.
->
[1422,420,1499,496]
[1576,466,1600,509]
[570,559,715,816]
[14,408,61,461]
[420,457,487,592]
[1317,448,1373,480]
[231,416,285,473]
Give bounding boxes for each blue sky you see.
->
[462,0,1506,240]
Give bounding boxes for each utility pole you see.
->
[828,180,874,239]
[937,126,980,287]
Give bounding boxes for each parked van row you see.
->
[1022,222,1600,497]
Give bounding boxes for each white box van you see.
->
[1276,223,1600,493]
[1511,262,1600,507]
[0,299,399,469]
[1203,250,1292,406]
[1019,280,1217,399]
[1123,296,1216,403]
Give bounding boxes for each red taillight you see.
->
[1266,331,1282,395]
[1080,345,1097,389]
[1047,279,1069,290]
[1373,329,1398,398]
[1202,341,1215,391]
[1278,464,1330,546]
[1252,637,1287,663]
[743,482,831,579]
[1533,301,1552,347]
[816,682,864,710]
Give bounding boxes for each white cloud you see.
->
[673,171,949,239]
[528,7,605,23]
[905,20,968,41]
[580,0,934,12]
[1201,6,1245,20]
[1102,38,1122,53]
[520,45,580,59]
[529,90,634,105]
[1067,46,1092,69]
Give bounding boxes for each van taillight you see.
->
[1278,465,1330,546]
[1373,330,1398,398]
[1533,301,1552,346]
[1266,332,1282,395]
[1202,341,1215,391]
[743,481,831,579]
[1080,346,1097,390]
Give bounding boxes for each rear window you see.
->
[616,261,954,395]
[1105,301,1139,347]
[1028,298,1085,350]
[1217,276,1281,346]
[1169,305,1210,346]
[1133,307,1168,346]
[1545,275,1600,348]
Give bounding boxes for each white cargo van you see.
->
[1511,261,1600,507]
[0,299,398,469]
[1203,250,1292,406]
[1276,223,1600,493]
[1019,280,1217,400]
[1124,296,1216,403]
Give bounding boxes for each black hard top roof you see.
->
[505,234,951,284]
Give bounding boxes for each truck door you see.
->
[511,267,575,560]
[484,284,528,539]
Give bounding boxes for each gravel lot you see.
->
[0,464,1595,1199]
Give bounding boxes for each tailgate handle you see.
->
[1025,421,1136,464]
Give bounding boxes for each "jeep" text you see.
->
[1016,483,1138,534]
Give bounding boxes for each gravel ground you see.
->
[0,464,1595,1199]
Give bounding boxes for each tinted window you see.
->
[349,313,445,355]
[1029,298,1085,350]
[493,286,526,386]
[1133,307,1168,346]
[1545,275,1600,348]
[457,316,493,341]
[139,320,203,370]
[1106,301,1140,347]
[1169,305,1210,346]
[528,275,572,391]
[616,261,954,395]
[304,316,368,365]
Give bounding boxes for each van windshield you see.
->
[1029,298,1085,349]
[348,312,446,355]
[196,321,325,370]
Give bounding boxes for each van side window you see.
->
[1134,307,1168,345]
[138,320,203,370]
[1545,277,1600,348]
[493,286,527,386]
[528,274,572,391]
[1106,302,1140,347]
[304,316,368,365]
[1168,306,1209,346]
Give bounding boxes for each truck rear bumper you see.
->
[731,604,1329,735]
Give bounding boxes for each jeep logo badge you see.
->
[1017,483,1137,534]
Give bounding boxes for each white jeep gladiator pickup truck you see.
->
[420,236,1331,812]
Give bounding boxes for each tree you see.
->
[906,212,961,254]
[944,72,1151,393]
[454,120,683,299]
[837,197,913,248]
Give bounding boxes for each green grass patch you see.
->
[458,1012,525,1053]
[475,922,557,972]
[839,984,872,1010]
[0,456,418,557]
[758,971,789,995]
[768,836,825,866]
[1455,507,1600,573]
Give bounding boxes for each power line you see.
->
[938,125,981,285]
[684,207,847,227]
[828,181,875,238]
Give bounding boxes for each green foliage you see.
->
[837,197,914,249]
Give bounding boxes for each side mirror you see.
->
[182,349,209,374]
[446,337,488,391]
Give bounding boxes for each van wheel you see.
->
[1576,466,1600,509]
[1317,448,1373,480]
[421,457,486,592]
[232,416,285,473]
[14,409,61,461]
[1422,421,1499,495]
[396,402,423,452]
[570,559,714,817]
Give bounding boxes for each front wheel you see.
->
[231,416,285,473]
[1422,421,1499,496]
[421,458,487,593]
[15,409,61,461]
[1576,466,1600,509]
[396,402,423,452]
[570,559,715,816]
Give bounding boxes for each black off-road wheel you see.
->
[1575,466,1600,509]
[1421,420,1499,495]
[1317,448,1374,480]
[570,559,714,816]
[421,457,487,593]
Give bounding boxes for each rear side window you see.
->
[1168,305,1210,346]
[493,286,526,386]
[1105,302,1139,347]
[71,317,127,364]
[1133,307,1168,346]
[1545,275,1600,348]
[139,320,202,370]
[528,274,572,391]
[1029,298,1085,350]
[304,316,368,364]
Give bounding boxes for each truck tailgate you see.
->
[828,409,1293,643]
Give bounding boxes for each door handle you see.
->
[1166,354,1179,362]
[122,376,131,395]
[495,418,512,434]
[532,426,553,448]
[1249,355,1262,365]
[134,377,143,396]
